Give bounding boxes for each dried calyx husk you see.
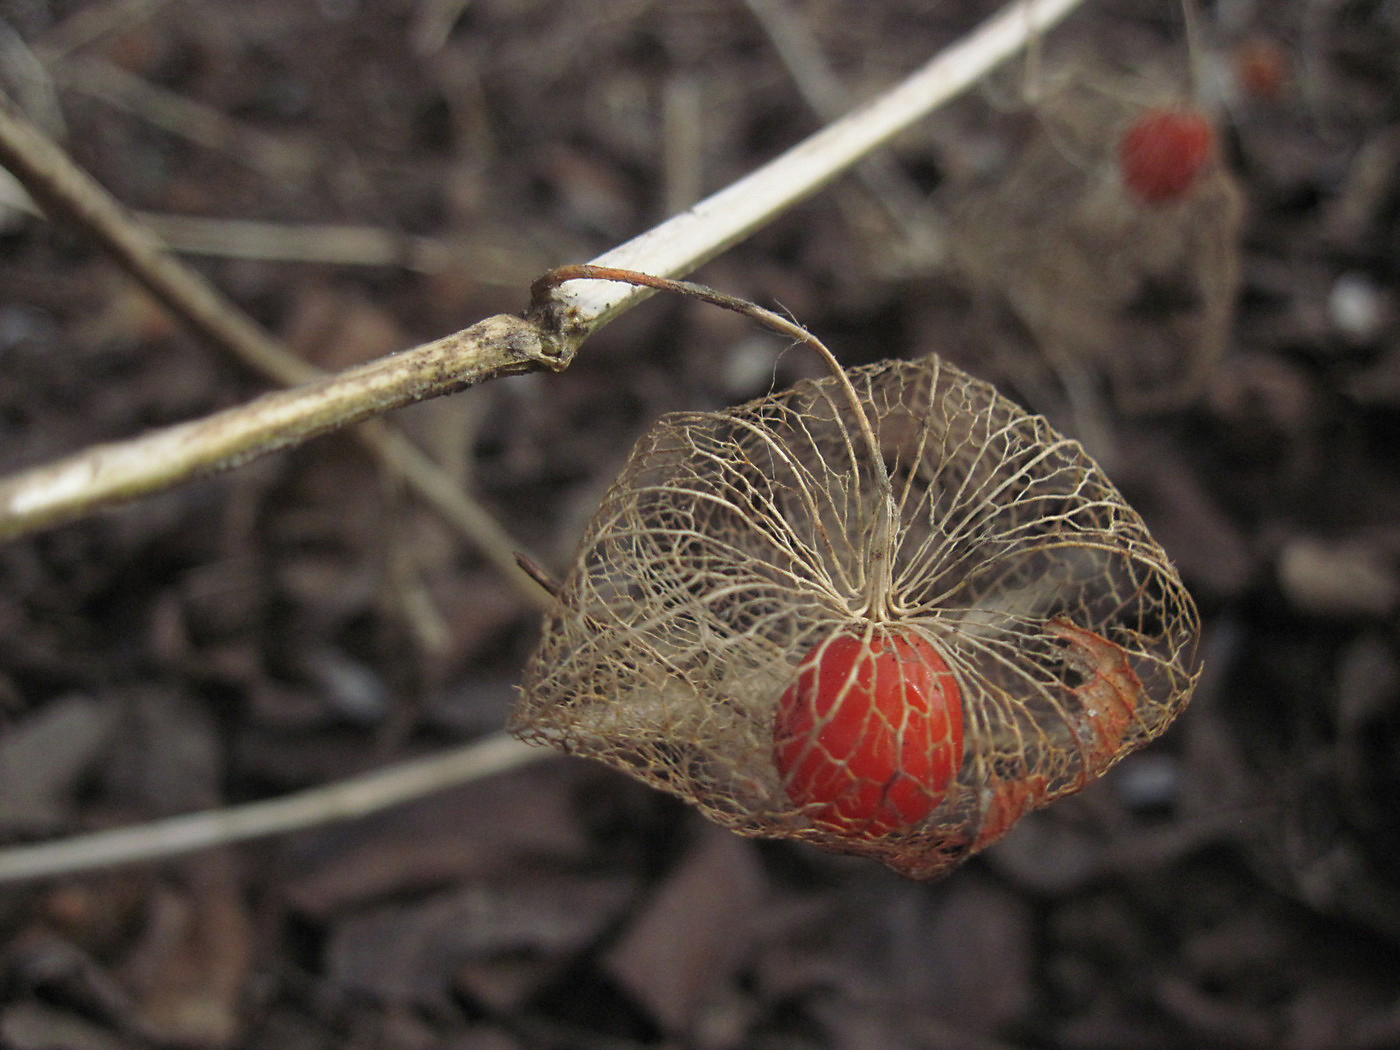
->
[514,274,1199,880]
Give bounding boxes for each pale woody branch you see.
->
[0,315,559,541]
[0,732,542,884]
[548,0,1086,335]
[0,0,1086,546]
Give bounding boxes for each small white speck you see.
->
[1329,272,1387,341]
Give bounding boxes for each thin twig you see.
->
[129,212,545,285]
[741,0,945,265]
[410,0,476,56]
[0,733,548,885]
[0,315,558,540]
[0,196,539,280]
[0,89,552,603]
[0,22,65,141]
[661,74,707,215]
[515,552,563,598]
[133,213,454,272]
[53,56,314,178]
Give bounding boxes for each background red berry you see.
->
[1119,108,1215,204]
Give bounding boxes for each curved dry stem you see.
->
[0,733,547,885]
[532,264,899,618]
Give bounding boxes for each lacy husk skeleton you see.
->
[515,278,1198,879]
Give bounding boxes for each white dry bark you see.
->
[0,0,1086,543]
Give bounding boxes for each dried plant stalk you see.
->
[515,350,1199,879]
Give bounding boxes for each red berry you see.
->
[1118,108,1214,204]
[773,629,963,837]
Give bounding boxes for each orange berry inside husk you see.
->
[773,629,964,838]
[1118,108,1215,204]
